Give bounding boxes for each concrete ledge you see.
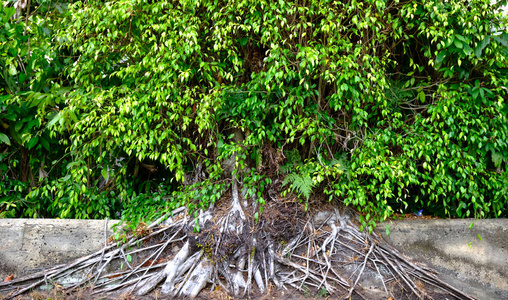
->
[0,219,119,279]
[378,218,508,300]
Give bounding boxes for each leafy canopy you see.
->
[1,0,507,228]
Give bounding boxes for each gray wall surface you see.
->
[0,218,118,279]
[378,218,508,300]
[0,218,507,299]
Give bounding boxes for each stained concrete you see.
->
[0,218,120,279]
[0,218,507,299]
[377,218,508,300]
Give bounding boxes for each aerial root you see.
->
[0,203,478,300]
[178,259,213,298]
[136,240,190,295]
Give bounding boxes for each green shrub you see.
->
[1,0,506,227]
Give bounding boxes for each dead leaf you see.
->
[107,274,122,279]
[3,274,14,282]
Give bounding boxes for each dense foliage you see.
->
[1,0,507,229]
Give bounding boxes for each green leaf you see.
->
[474,36,490,58]
[0,133,10,145]
[492,35,508,48]
[15,121,24,132]
[418,91,425,103]
[26,119,39,130]
[48,112,62,128]
[8,65,17,76]
[68,110,79,123]
[462,43,472,56]
[40,137,50,151]
[19,72,27,84]
[455,34,466,43]
[492,152,503,168]
[101,168,109,180]
[239,37,249,46]
[453,39,463,49]
[3,7,16,20]
[27,136,39,150]
[436,51,447,64]
[126,254,132,262]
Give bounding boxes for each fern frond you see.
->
[283,173,315,200]
[280,164,293,174]
[280,149,302,174]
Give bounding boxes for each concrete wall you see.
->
[0,219,119,279]
[378,218,508,300]
[1,218,507,299]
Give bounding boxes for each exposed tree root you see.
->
[0,182,477,300]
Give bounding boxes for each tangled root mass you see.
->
[1,180,475,300]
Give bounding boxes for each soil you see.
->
[6,285,460,300]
